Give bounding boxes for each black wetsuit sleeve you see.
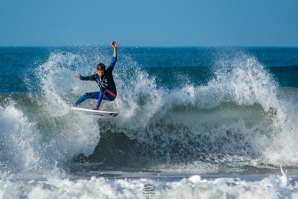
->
[106,56,117,71]
[80,74,97,81]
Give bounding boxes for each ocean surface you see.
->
[0,47,298,198]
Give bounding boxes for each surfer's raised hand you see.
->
[112,41,117,57]
[75,74,81,79]
[111,40,117,49]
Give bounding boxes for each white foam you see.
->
[34,52,101,161]
[0,174,296,199]
[0,104,43,171]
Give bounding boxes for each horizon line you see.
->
[0,45,298,49]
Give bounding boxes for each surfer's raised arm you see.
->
[75,41,118,79]
[107,41,117,70]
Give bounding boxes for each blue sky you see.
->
[0,0,298,47]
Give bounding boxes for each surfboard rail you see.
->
[71,107,118,117]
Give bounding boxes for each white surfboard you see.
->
[72,107,118,118]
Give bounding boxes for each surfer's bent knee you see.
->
[84,92,91,97]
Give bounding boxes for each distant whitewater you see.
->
[0,47,297,198]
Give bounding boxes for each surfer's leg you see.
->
[96,91,104,109]
[103,90,116,101]
[74,92,99,106]
[96,90,116,109]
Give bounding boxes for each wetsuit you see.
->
[74,56,117,109]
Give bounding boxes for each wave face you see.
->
[97,52,298,169]
[0,47,298,174]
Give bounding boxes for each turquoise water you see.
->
[1,47,298,93]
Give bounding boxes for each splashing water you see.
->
[0,48,297,174]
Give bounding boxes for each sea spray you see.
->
[1,48,296,171]
[0,103,43,171]
[34,52,101,162]
[28,50,298,168]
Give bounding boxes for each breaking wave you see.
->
[0,49,298,173]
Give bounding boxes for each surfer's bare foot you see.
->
[92,108,98,110]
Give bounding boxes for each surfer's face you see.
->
[97,69,104,77]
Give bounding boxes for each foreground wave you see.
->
[0,172,297,198]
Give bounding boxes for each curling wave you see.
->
[0,50,297,173]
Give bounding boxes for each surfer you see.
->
[74,41,118,110]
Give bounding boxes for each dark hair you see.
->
[97,63,106,71]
